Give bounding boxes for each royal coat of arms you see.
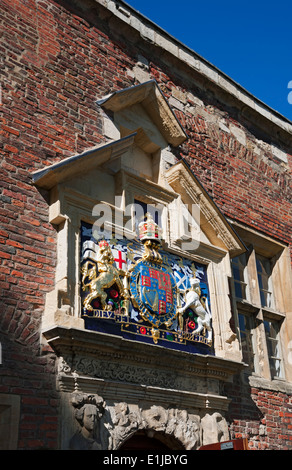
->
[80,214,213,353]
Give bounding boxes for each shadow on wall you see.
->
[224,371,264,439]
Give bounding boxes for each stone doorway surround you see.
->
[35,80,247,449]
[44,326,245,449]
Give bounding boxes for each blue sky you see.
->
[125,0,292,121]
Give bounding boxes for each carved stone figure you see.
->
[178,276,212,341]
[69,393,105,450]
[201,412,229,445]
[81,240,128,312]
[143,405,168,432]
[111,402,141,449]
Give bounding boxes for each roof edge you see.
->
[96,0,292,135]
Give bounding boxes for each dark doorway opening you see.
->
[119,431,184,451]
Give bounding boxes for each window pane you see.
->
[256,255,273,308]
[264,319,283,379]
[231,254,248,300]
[234,281,244,299]
[233,265,241,281]
[238,313,255,372]
[260,290,267,308]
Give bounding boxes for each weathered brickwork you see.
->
[225,379,292,450]
[1,0,291,449]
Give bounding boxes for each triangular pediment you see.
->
[97,80,188,148]
[165,160,246,257]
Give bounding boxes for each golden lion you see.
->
[81,240,129,313]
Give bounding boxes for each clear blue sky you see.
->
[125,0,292,121]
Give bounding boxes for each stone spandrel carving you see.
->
[109,404,202,450]
[166,409,201,451]
[201,412,230,446]
[111,402,142,449]
[143,406,201,450]
[69,393,106,450]
[68,393,230,450]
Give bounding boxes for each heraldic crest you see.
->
[81,214,212,353]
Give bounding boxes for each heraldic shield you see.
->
[130,259,177,329]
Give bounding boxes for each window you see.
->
[229,222,292,382]
[256,255,273,309]
[231,253,248,300]
[264,318,283,379]
[238,312,255,372]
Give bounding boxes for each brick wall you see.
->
[225,378,292,450]
[1,0,291,449]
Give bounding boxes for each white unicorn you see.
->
[177,277,212,341]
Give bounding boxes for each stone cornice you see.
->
[32,133,136,190]
[43,325,245,383]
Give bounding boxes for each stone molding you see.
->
[166,161,245,257]
[44,325,244,412]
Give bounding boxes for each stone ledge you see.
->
[43,325,245,383]
[249,375,292,394]
[58,374,231,411]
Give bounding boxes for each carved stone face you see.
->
[82,404,98,433]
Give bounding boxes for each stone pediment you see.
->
[32,133,136,190]
[32,81,245,260]
[97,79,188,149]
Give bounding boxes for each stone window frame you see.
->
[263,315,284,379]
[229,221,292,383]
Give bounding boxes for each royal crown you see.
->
[99,240,109,247]
[138,213,162,243]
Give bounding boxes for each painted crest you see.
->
[130,260,177,328]
[80,214,213,353]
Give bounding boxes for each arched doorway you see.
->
[119,430,185,451]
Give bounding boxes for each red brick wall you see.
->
[1,0,291,449]
[225,379,292,450]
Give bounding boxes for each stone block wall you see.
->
[1,0,291,449]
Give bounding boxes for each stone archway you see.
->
[109,404,201,450]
